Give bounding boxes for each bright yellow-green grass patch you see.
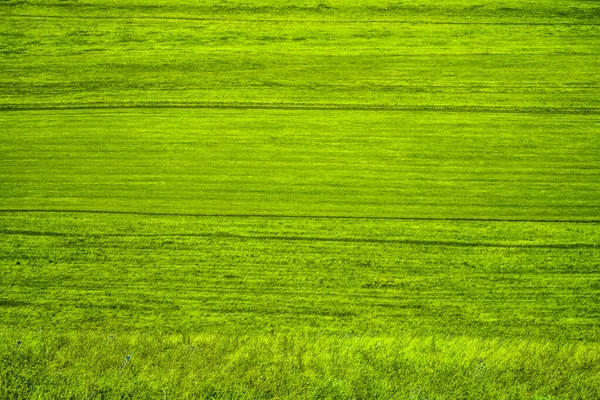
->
[1,0,599,398]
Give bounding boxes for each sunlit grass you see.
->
[1,0,599,398]
[3,329,599,399]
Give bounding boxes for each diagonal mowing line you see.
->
[0,103,599,115]
[1,209,600,224]
[2,229,599,249]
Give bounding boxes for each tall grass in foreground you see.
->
[1,329,598,399]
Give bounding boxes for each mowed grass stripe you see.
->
[3,5,598,111]
[2,109,598,220]
[2,103,599,115]
[2,209,600,224]
[6,14,600,26]
[3,216,599,337]
[5,0,598,24]
[4,228,600,249]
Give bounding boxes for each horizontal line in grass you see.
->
[2,229,598,249]
[1,209,599,224]
[3,84,600,90]
[5,14,598,26]
[1,103,598,115]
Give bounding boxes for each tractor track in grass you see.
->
[1,209,599,224]
[4,14,599,26]
[2,229,599,249]
[1,103,598,115]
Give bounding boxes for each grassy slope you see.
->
[1,0,600,399]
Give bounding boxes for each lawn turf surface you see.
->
[1,0,600,399]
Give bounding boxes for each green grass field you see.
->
[1,0,600,398]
